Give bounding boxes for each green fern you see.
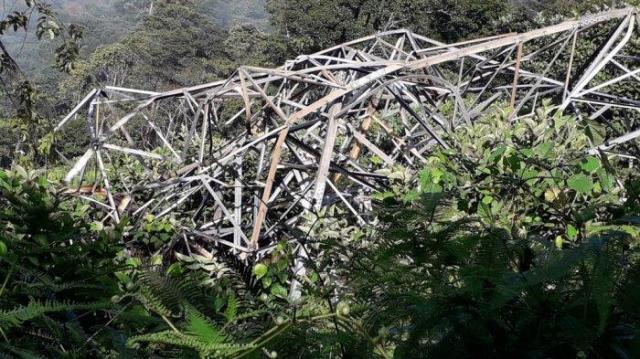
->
[185,306,229,345]
[134,270,212,317]
[223,295,237,323]
[126,269,270,358]
[0,300,109,332]
[128,330,254,358]
[137,285,175,318]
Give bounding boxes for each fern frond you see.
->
[128,330,254,358]
[223,295,237,323]
[136,269,212,316]
[0,300,109,332]
[185,306,228,345]
[11,280,105,298]
[136,285,175,318]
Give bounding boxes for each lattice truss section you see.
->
[55,8,639,257]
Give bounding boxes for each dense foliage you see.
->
[265,0,638,55]
[343,108,640,357]
[62,0,232,92]
[2,103,639,357]
[0,167,125,356]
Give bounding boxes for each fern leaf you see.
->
[136,286,174,317]
[185,306,228,345]
[223,295,237,323]
[0,301,109,332]
[128,330,254,358]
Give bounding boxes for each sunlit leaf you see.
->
[567,173,593,194]
[253,263,268,279]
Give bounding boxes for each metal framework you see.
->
[55,8,639,261]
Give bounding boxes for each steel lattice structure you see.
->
[56,8,639,261]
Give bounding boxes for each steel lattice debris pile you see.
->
[55,8,640,259]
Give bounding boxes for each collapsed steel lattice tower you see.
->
[56,8,640,260]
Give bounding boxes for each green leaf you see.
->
[555,235,564,249]
[567,173,593,194]
[596,168,614,191]
[270,283,288,299]
[478,202,492,222]
[166,263,183,276]
[223,295,237,322]
[126,257,142,268]
[418,169,430,187]
[308,271,318,284]
[114,272,130,284]
[403,190,419,203]
[253,263,268,279]
[521,168,539,185]
[489,146,506,162]
[422,182,442,194]
[0,301,108,332]
[185,307,228,345]
[584,120,605,145]
[520,148,533,158]
[370,155,383,165]
[261,276,272,289]
[580,156,600,173]
[89,221,104,232]
[504,154,521,171]
[277,272,288,283]
[0,241,7,257]
[372,191,395,201]
[566,224,578,240]
[276,258,288,272]
[534,142,553,158]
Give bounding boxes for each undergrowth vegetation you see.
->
[343,108,640,357]
[1,105,639,358]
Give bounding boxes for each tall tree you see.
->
[265,0,511,55]
[265,0,637,56]
[63,0,232,93]
[0,0,83,167]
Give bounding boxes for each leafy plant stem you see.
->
[0,263,14,298]
[161,315,180,334]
